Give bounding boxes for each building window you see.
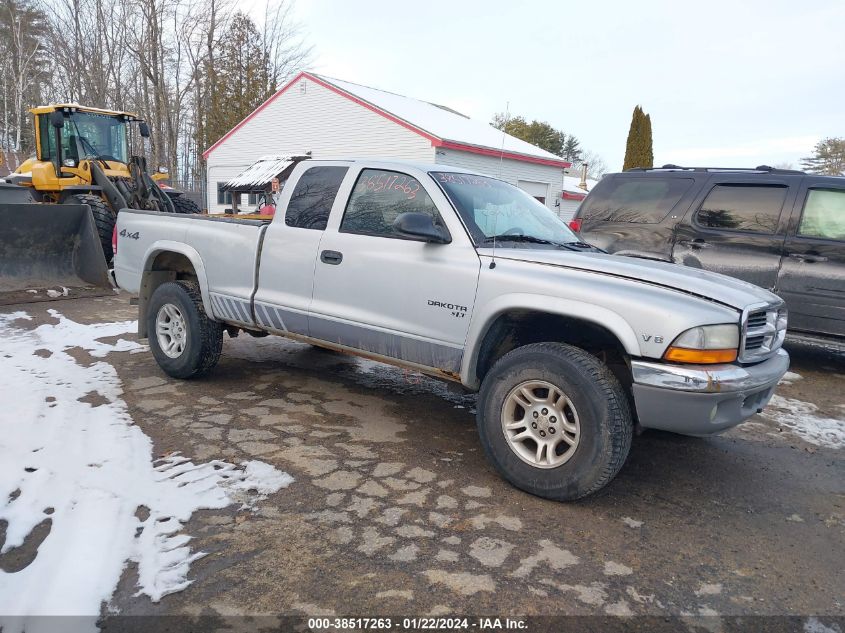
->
[216,183,232,206]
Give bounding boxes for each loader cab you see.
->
[36,107,131,167]
[28,105,142,193]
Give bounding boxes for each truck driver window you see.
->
[798,189,845,241]
[695,184,787,234]
[285,166,349,230]
[341,169,442,238]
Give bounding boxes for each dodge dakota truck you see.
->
[114,159,790,501]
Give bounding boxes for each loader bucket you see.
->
[0,203,111,293]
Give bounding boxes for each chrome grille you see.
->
[739,303,787,363]
[746,312,768,329]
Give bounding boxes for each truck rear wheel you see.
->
[476,342,632,501]
[147,281,223,379]
[68,194,115,260]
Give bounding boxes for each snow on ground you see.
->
[0,310,293,633]
[762,394,845,450]
[779,371,803,385]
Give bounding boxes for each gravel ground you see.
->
[1,294,843,631]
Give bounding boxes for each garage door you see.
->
[517,180,550,205]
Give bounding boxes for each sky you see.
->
[248,0,844,172]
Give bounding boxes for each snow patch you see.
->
[804,617,842,633]
[45,287,69,299]
[762,394,845,449]
[0,311,292,631]
[779,371,803,385]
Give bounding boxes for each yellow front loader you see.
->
[0,104,200,295]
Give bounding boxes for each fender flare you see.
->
[139,241,213,333]
[460,293,642,389]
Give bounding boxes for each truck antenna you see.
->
[491,102,510,270]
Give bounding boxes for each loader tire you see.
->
[147,280,223,379]
[170,195,201,214]
[68,194,115,261]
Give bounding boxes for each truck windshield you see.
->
[41,112,129,164]
[431,172,580,248]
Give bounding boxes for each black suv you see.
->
[571,166,845,342]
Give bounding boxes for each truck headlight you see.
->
[663,324,739,364]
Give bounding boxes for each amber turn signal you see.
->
[663,347,738,364]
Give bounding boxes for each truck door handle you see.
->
[320,250,343,265]
[789,252,828,263]
[679,239,710,249]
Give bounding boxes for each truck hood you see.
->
[477,248,781,311]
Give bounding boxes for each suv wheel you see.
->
[477,342,632,501]
[147,281,223,378]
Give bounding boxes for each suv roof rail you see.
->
[624,164,806,175]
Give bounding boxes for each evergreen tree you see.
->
[561,135,582,163]
[491,112,581,161]
[200,12,275,154]
[623,105,653,170]
[800,138,845,175]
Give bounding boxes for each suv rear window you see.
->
[285,166,349,230]
[695,184,787,234]
[580,177,693,224]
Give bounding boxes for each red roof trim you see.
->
[437,140,571,168]
[203,72,571,170]
[562,191,587,200]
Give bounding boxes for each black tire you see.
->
[477,342,632,501]
[68,193,115,260]
[169,194,201,214]
[147,281,223,379]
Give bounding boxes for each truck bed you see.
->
[114,209,268,329]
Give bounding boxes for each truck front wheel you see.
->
[477,342,632,501]
[147,281,223,379]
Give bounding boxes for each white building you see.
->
[559,174,597,220]
[203,72,576,217]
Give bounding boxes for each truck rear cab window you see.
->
[695,184,787,234]
[580,177,693,224]
[798,189,845,241]
[285,166,349,230]
[340,169,443,238]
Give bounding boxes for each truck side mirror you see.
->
[49,111,64,128]
[139,122,150,138]
[393,212,451,244]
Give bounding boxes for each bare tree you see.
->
[2,0,310,180]
[0,0,47,151]
[574,149,609,180]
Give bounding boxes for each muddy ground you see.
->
[3,294,843,630]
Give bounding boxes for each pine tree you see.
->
[800,138,845,175]
[561,135,582,163]
[623,105,654,170]
[491,112,581,160]
[200,12,275,154]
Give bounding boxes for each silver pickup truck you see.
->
[114,158,790,500]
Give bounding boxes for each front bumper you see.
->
[630,348,789,435]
